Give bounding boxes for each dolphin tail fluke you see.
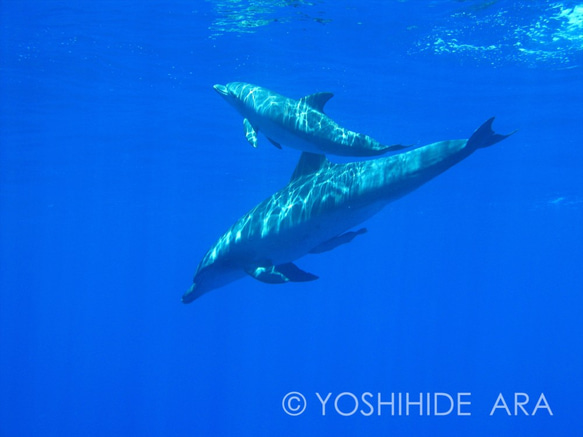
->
[467,117,517,150]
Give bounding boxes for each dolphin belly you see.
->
[243,200,386,267]
[249,116,328,154]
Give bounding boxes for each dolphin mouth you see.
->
[213,84,229,96]
[181,283,197,304]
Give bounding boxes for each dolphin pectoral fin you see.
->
[276,263,319,282]
[267,137,282,149]
[246,263,318,284]
[309,228,368,254]
[299,92,334,113]
[243,118,258,148]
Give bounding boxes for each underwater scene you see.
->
[1,1,582,436]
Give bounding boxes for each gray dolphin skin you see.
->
[213,81,407,156]
[183,118,514,303]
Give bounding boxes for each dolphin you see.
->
[213,81,407,156]
[182,118,515,303]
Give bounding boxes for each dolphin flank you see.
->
[182,118,515,303]
[213,81,407,156]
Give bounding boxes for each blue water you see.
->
[1,1,582,436]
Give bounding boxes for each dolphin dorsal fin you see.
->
[290,152,328,182]
[299,92,334,113]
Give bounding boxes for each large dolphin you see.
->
[213,81,407,156]
[182,118,514,303]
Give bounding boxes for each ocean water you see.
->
[1,1,582,436]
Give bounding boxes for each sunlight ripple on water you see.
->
[205,0,329,39]
[414,1,583,68]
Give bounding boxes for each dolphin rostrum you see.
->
[213,81,407,156]
[182,118,515,303]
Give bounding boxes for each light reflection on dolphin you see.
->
[213,81,407,156]
[183,118,515,303]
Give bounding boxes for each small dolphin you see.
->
[183,118,515,303]
[213,81,407,157]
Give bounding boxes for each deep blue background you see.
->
[1,1,582,436]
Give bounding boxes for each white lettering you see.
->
[360,392,374,416]
[434,392,454,416]
[334,392,359,416]
[490,393,511,416]
[427,393,431,416]
[378,392,395,416]
[310,392,479,417]
[406,392,423,416]
[458,393,472,416]
[398,392,402,416]
[514,393,530,415]
[533,393,553,416]
[315,392,332,416]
